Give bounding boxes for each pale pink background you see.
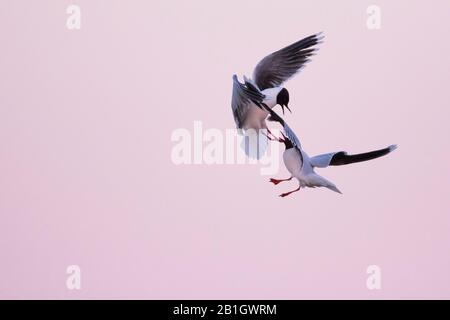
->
[1,0,449,299]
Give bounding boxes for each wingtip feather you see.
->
[314,32,325,42]
[388,144,398,152]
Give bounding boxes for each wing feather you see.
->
[231,75,265,128]
[253,33,323,90]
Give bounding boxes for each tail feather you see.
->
[326,184,342,194]
[307,173,342,194]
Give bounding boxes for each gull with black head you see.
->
[231,33,323,157]
[266,108,397,197]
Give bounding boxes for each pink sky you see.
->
[1,0,450,299]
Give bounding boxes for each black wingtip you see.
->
[330,145,397,166]
[388,144,398,152]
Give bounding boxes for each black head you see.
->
[276,88,291,115]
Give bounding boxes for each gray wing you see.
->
[309,152,339,168]
[253,33,323,91]
[310,145,397,167]
[282,121,301,150]
[231,75,265,129]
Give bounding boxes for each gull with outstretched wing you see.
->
[266,108,397,197]
[231,33,323,157]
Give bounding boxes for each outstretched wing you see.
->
[310,145,397,168]
[231,75,265,129]
[252,33,323,91]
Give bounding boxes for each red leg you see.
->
[262,131,275,141]
[266,128,280,140]
[269,177,292,185]
[279,186,301,198]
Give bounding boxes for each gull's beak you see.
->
[284,103,292,113]
[280,104,291,115]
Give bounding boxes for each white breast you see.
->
[283,148,302,176]
[243,104,269,130]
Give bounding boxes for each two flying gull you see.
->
[231,33,396,196]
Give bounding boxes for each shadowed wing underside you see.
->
[231,75,265,128]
